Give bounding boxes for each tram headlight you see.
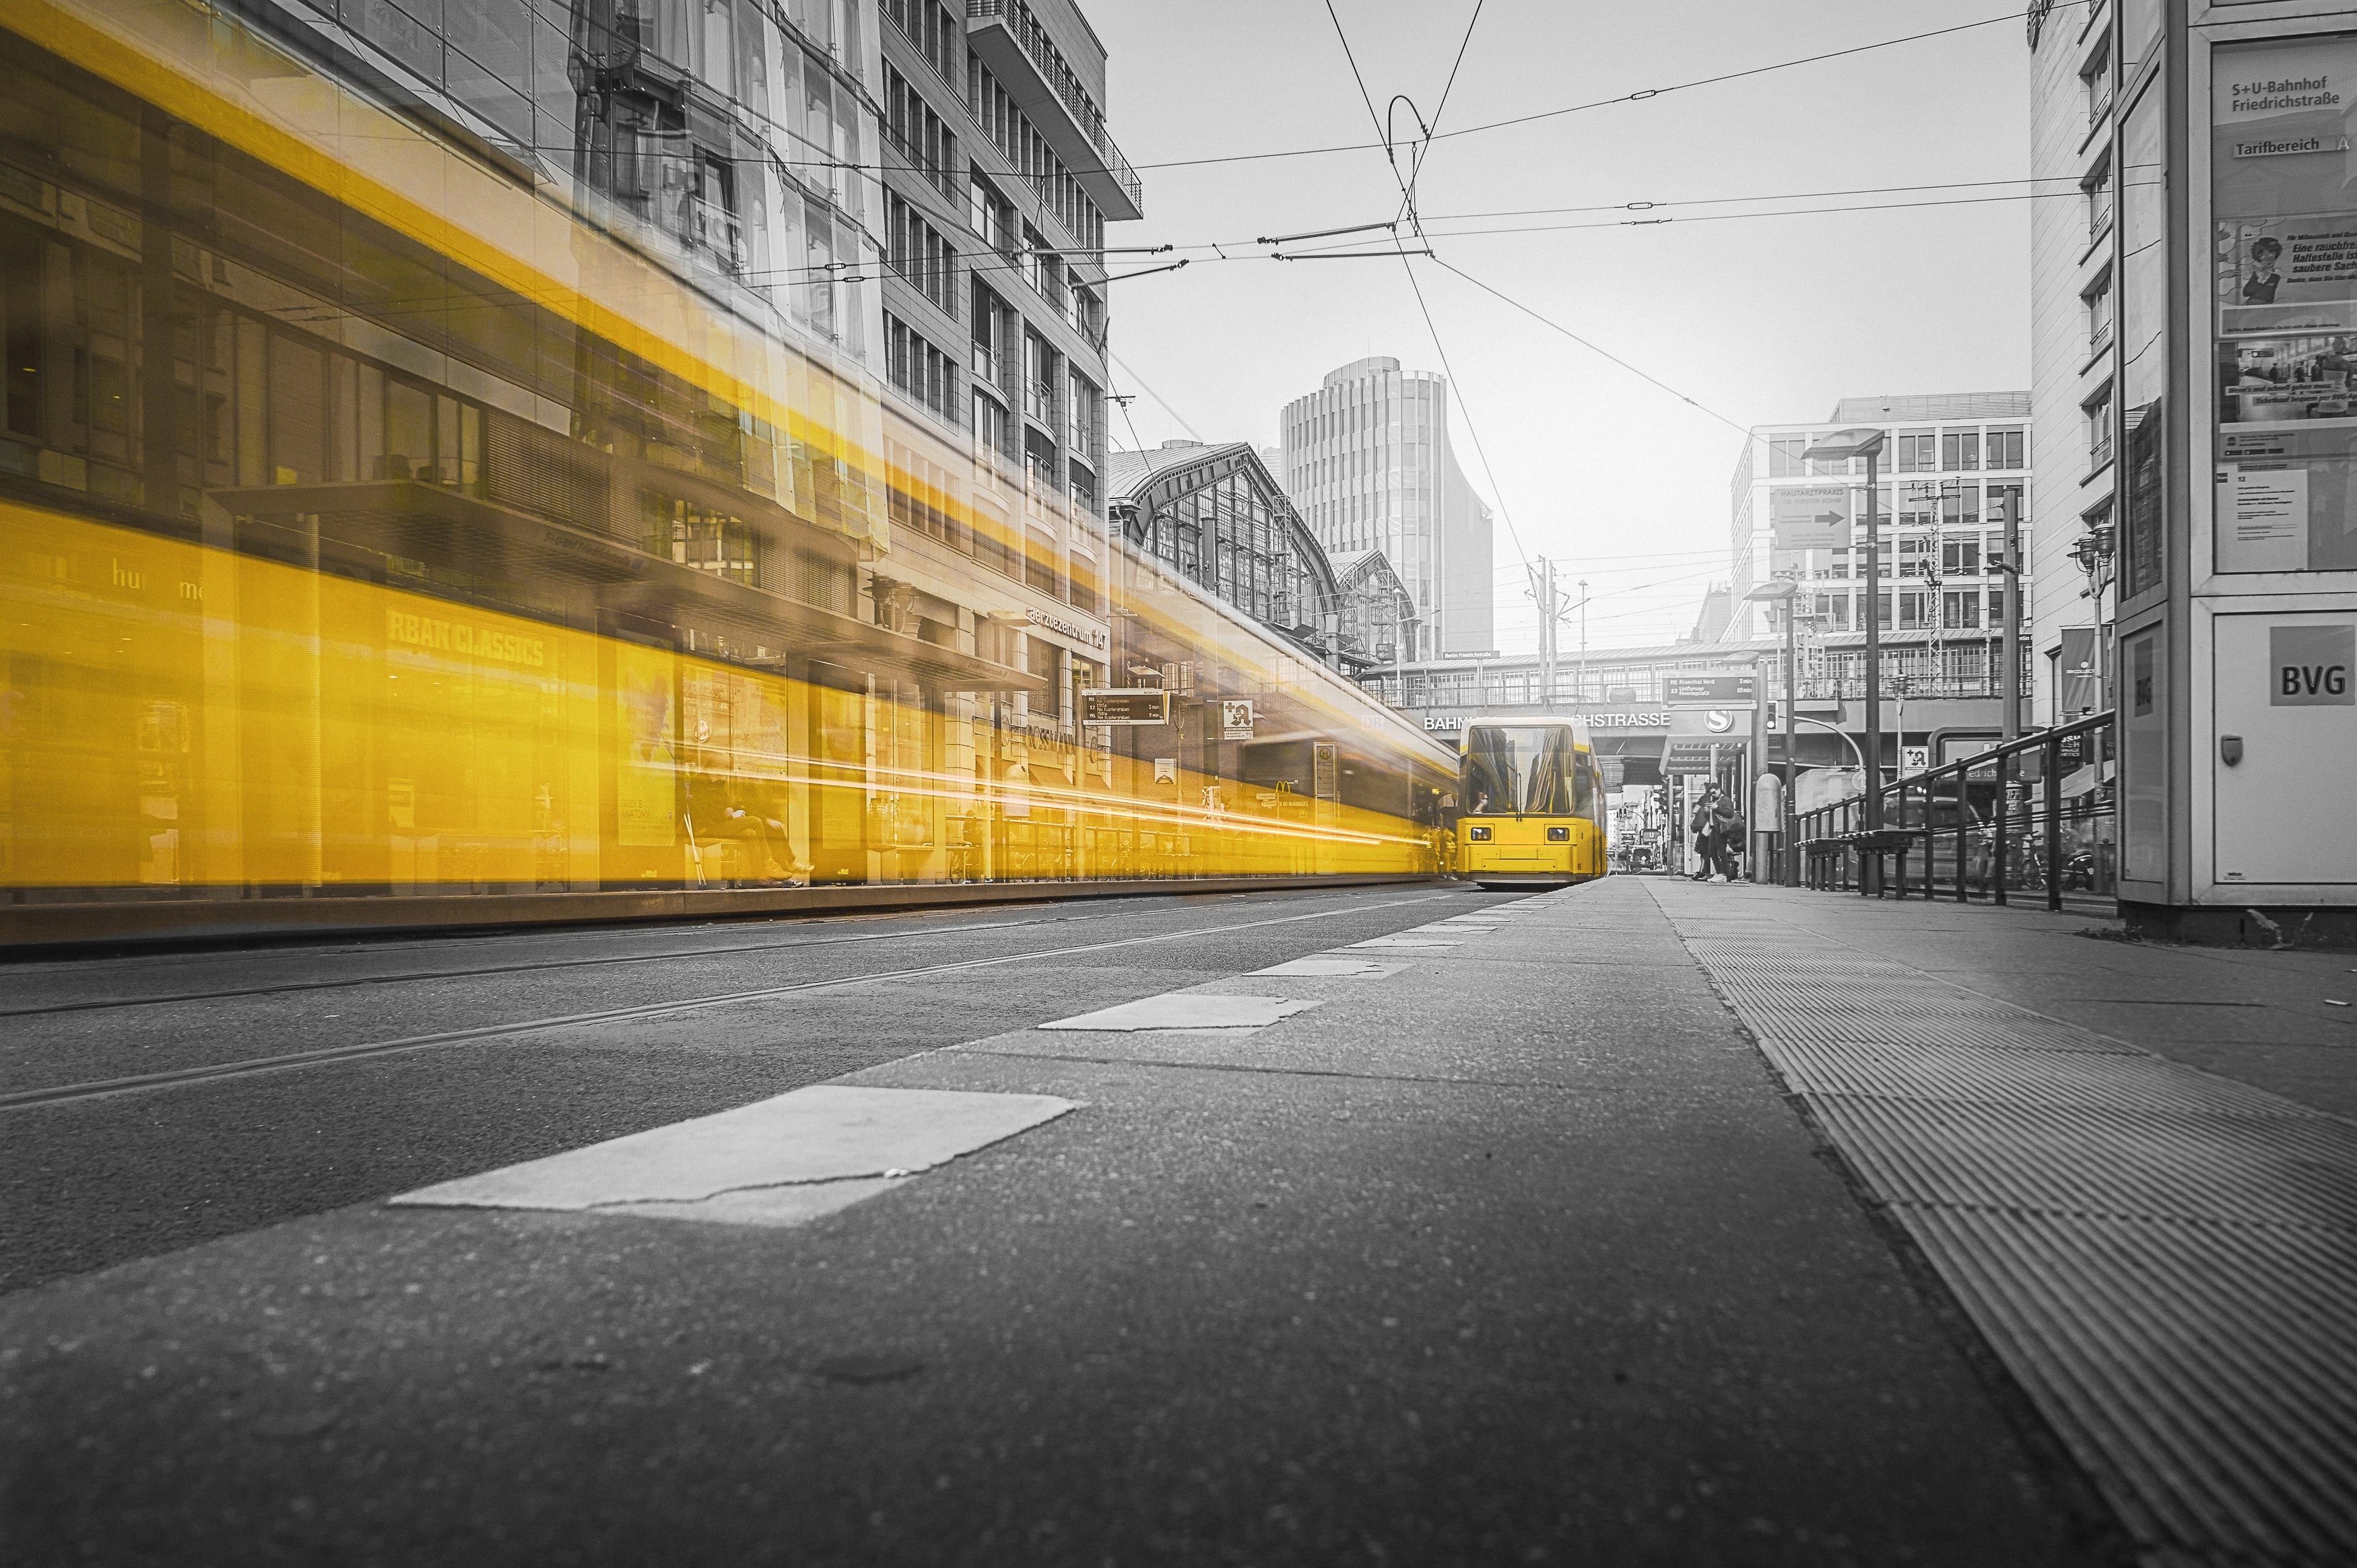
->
[1467,825,1492,842]
[1547,826,1570,842]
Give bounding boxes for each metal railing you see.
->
[1791,710,2117,911]
[966,0,1145,215]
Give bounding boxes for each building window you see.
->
[970,281,1005,392]
[1941,430,1980,471]
[2085,270,2115,355]
[883,0,960,84]
[884,67,958,200]
[968,172,1012,257]
[2083,43,2113,125]
[643,491,756,585]
[1065,285,1100,342]
[1986,428,2026,469]
[1768,436,1808,477]
[1941,535,1982,575]
[1894,431,1937,472]
[2086,158,2114,240]
[1066,370,1098,460]
[2085,388,2114,471]
[1022,330,1056,428]
[1940,481,1980,531]
[1941,590,1982,629]
[886,193,958,318]
[886,313,957,426]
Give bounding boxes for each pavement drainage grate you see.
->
[1660,887,2357,1567]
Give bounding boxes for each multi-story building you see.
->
[1108,440,1415,671]
[2022,1,2357,939]
[2026,4,2138,730]
[1726,394,2034,745]
[1277,357,1494,660]
[875,0,1140,724]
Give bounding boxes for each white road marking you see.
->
[7,893,1452,1112]
[1037,994,1323,1032]
[1349,936,1465,949]
[388,1085,1073,1225]
[1249,957,1408,978]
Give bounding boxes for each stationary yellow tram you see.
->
[1455,717,1609,889]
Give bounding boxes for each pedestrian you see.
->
[1711,792,1746,881]
[1688,786,1719,881]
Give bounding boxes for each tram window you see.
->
[1461,725,1578,816]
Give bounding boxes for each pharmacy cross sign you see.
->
[1221,700,1255,740]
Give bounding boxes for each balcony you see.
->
[966,1,1144,220]
[1024,377,1056,425]
[972,343,1003,387]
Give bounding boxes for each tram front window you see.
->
[1462,726,1579,817]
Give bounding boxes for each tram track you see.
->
[1,893,1455,1113]
[0,888,1358,1018]
[0,916,1065,1019]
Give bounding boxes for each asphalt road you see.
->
[1,885,1482,1294]
[0,881,2125,1566]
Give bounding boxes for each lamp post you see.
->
[1803,428,1888,891]
[1745,578,1801,883]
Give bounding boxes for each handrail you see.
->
[1793,710,2116,911]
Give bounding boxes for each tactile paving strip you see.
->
[1768,1037,2331,1118]
[1659,889,2357,1567]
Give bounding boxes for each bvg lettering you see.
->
[2279,662,2350,697]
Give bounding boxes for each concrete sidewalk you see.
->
[1649,877,2357,1567]
[0,879,2115,1566]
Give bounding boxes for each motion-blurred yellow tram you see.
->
[1455,717,1609,889]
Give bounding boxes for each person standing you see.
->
[1688,785,1720,882]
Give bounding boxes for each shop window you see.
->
[643,489,758,584]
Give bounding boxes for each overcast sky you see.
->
[1085,0,2037,651]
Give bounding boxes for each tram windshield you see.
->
[1461,726,1587,817]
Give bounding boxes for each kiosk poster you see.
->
[2214,36,2357,570]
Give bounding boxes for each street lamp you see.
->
[1744,579,1801,883]
[1801,427,1888,891]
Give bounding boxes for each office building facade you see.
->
[1727,394,2035,734]
[1277,357,1494,660]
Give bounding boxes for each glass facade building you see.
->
[1278,356,1495,660]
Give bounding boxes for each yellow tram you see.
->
[1455,717,1609,889]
